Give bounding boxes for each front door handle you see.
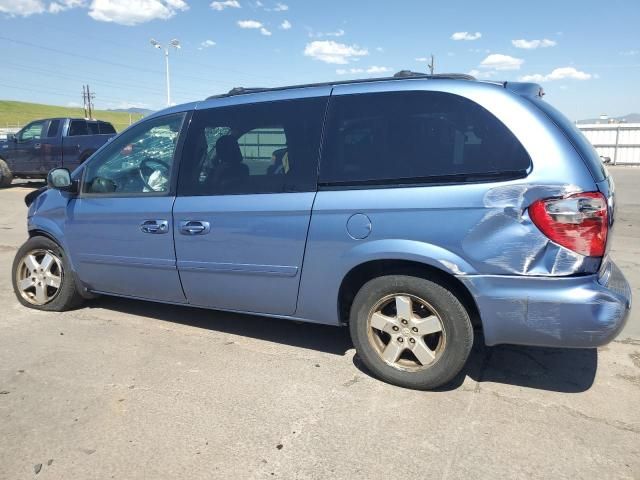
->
[34,143,41,150]
[179,220,210,235]
[141,220,169,234]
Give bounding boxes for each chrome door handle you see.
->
[34,143,41,149]
[179,220,210,235]
[141,220,169,234]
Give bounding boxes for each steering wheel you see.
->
[139,158,170,191]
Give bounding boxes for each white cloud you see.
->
[468,69,496,79]
[512,38,557,49]
[88,0,188,25]
[336,66,391,75]
[308,28,345,38]
[366,66,391,74]
[519,67,593,82]
[375,47,384,52]
[238,19,262,28]
[620,49,639,56]
[415,57,428,62]
[451,31,481,41]
[480,53,523,70]
[210,0,240,10]
[237,20,271,35]
[304,40,368,64]
[280,19,291,29]
[199,39,216,49]
[0,0,85,16]
[272,2,287,10]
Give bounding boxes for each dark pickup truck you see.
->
[0,118,116,187]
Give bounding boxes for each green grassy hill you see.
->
[0,100,147,132]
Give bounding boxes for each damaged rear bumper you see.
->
[458,259,631,348]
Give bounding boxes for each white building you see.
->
[578,123,640,165]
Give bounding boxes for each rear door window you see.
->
[320,91,531,186]
[178,97,327,196]
[68,120,89,136]
[98,122,116,134]
[87,122,100,135]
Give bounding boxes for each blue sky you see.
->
[0,0,638,120]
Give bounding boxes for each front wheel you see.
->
[349,275,473,390]
[12,236,84,311]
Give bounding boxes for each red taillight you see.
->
[528,192,608,257]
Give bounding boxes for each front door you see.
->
[173,94,328,315]
[65,113,187,302]
[11,120,46,173]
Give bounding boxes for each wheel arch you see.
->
[337,259,481,330]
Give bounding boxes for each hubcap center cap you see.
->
[402,327,411,336]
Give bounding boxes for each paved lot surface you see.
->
[0,168,639,480]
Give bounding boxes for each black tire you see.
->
[11,236,84,311]
[349,275,473,390]
[0,158,13,188]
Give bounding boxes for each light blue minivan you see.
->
[12,73,631,389]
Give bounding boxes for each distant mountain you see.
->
[577,113,640,124]
[107,107,154,115]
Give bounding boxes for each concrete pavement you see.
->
[0,168,638,479]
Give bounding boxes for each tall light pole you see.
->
[150,38,181,107]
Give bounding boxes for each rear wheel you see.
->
[0,158,13,188]
[12,236,84,311]
[349,275,473,390]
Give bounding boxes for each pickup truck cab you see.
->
[0,118,116,187]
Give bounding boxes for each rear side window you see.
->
[98,121,116,134]
[178,97,327,196]
[87,122,100,135]
[46,120,60,138]
[528,98,607,182]
[68,120,88,136]
[320,91,531,186]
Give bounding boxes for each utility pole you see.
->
[81,85,88,118]
[150,38,181,107]
[86,85,95,120]
[428,54,435,75]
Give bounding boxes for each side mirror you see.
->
[6,134,16,142]
[47,168,75,191]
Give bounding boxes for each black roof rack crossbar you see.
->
[206,70,476,100]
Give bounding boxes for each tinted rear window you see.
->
[319,91,531,186]
[87,122,100,135]
[98,122,116,134]
[528,98,607,182]
[68,120,88,136]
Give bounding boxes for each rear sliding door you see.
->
[173,91,329,316]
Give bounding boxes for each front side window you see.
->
[320,91,531,185]
[18,121,45,142]
[178,97,327,196]
[82,113,185,195]
[46,120,60,138]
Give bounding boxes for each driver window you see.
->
[18,121,45,142]
[82,113,185,195]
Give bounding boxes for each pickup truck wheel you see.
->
[349,275,473,390]
[12,236,84,311]
[0,158,13,188]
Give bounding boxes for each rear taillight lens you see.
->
[528,192,608,257]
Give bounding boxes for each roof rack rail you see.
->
[206,70,477,100]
